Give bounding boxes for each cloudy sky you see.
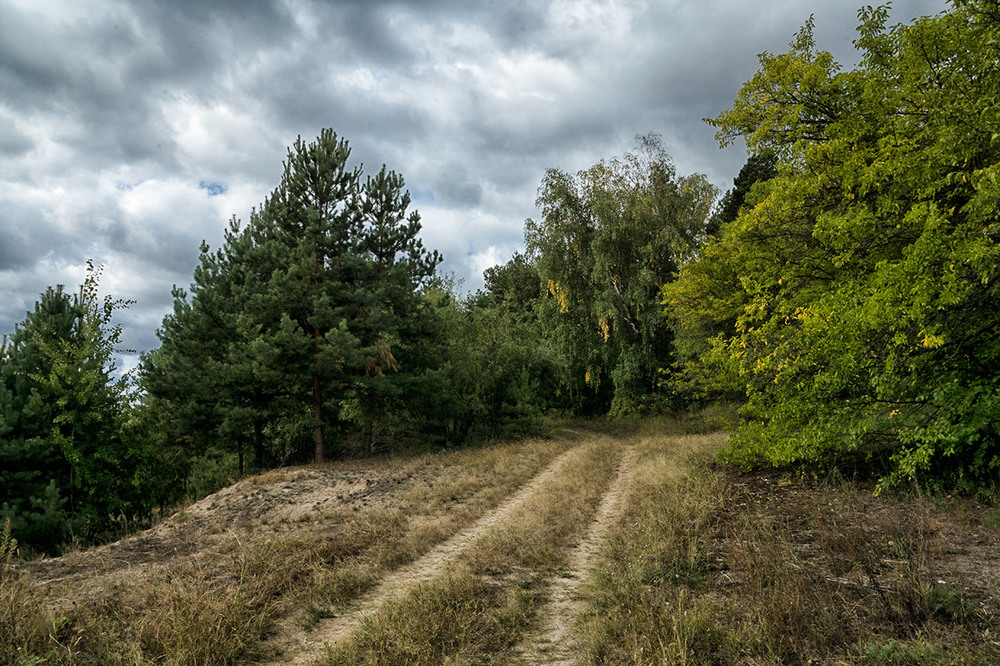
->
[1,0,948,368]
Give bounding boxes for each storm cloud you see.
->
[0,0,948,364]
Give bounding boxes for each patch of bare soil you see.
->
[29,465,410,608]
[513,447,639,665]
[257,444,588,666]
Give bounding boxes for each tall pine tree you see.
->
[146,129,442,465]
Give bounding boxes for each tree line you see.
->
[3,0,998,553]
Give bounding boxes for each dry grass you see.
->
[1,518,52,665]
[324,436,622,665]
[578,432,1000,665]
[576,432,728,664]
[4,436,570,665]
[6,422,998,665]
[461,435,620,574]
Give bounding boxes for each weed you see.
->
[925,585,975,621]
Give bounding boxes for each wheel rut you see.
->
[514,446,638,665]
[257,442,588,666]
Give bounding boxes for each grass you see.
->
[4,421,998,665]
[323,435,622,664]
[1,518,53,665]
[577,432,730,664]
[2,435,571,665]
[578,432,1000,665]
[325,567,543,666]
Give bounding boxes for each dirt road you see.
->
[260,436,625,664]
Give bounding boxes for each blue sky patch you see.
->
[199,181,228,196]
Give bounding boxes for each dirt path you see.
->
[513,446,639,665]
[258,442,589,666]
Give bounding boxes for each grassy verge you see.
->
[323,435,622,665]
[579,432,1000,664]
[3,436,570,665]
[1,518,51,665]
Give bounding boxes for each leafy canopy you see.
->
[525,135,715,415]
[667,1,1000,491]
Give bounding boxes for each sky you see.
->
[0,0,949,369]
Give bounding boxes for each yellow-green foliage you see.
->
[666,3,1000,491]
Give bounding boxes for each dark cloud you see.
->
[0,0,952,359]
[0,228,31,272]
[0,123,33,157]
[0,204,69,271]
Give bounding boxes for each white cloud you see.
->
[0,0,953,353]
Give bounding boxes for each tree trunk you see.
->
[363,419,373,458]
[313,323,325,464]
[313,373,324,463]
[253,420,264,471]
[363,391,375,457]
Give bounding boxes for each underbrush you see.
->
[580,433,1000,664]
[555,402,738,438]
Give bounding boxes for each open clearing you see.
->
[5,421,1000,664]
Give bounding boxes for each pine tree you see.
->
[147,129,444,465]
[354,166,441,456]
[258,130,365,463]
[0,286,80,550]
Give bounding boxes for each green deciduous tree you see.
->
[407,276,561,444]
[1,264,151,551]
[525,135,716,414]
[666,152,778,395]
[668,2,1000,491]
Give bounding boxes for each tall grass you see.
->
[7,424,996,665]
[578,433,729,663]
[7,436,570,665]
[1,517,54,665]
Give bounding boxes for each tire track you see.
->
[258,441,591,666]
[514,446,639,665]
